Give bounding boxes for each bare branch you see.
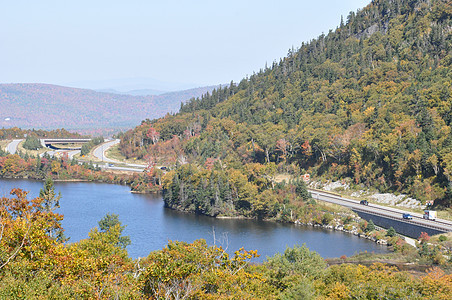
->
[0,222,30,270]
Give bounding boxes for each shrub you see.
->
[322,213,334,225]
[419,232,430,243]
[386,227,396,237]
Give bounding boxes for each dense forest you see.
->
[120,0,452,218]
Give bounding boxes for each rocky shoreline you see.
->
[170,205,395,248]
[294,218,391,246]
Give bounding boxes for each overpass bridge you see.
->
[40,138,91,149]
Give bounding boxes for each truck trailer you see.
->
[423,210,437,220]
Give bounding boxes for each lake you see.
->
[0,179,388,260]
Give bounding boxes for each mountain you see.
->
[95,86,224,97]
[66,77,201,93]
[0,83,218,134]
[120,0,452,208]
[94,88,167,96]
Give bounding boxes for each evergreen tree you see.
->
[98,213,131,249]
[366,220,376,232]
[80,144,90,156]
[294,178,311,201]
[39,177,65,241]
[386,226,396,237]
[39,177,61,212]
[22,135,42,150]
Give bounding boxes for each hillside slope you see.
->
[122,0,451,210]
[0,83,217,134]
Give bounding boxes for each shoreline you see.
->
[53,179,91,182]
[1,175,409,251]
[164,203,399,249]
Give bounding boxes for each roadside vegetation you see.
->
[17,138,48,158]
[0,139,10,153]
[21,136,42,150]
[105,143,147,165]
[0,127,83,140]
[80,136,104,156]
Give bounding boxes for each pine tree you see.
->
[294,178,311,201]
[39,177,65,241]
[386,226,396,237]
[39,177,61,212]
[98,213,131,249]
[366,220,376,232]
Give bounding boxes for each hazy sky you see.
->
[1,0,370,90]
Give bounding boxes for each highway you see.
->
[37,139,145,172]
[4,138,80,159]
[104,165,145,172]
[6,138,145,172]
[309,189,452,233]
[92,139,146,171]
[92,139,120,163]
[6,139,23,154]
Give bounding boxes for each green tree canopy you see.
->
[98,213,131,249]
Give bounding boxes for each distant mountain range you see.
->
[95,88,167,96]
[65,77,201,94]
[0,83,219,134]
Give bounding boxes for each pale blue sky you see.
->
[0,0,371,90]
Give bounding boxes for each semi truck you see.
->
[423,210,437,220]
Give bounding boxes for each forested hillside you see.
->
[120,0,452,215]
[0,83,217,134]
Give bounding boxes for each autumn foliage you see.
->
[1,188,451,298]
[121,0,452,207]
[0,152,161,193]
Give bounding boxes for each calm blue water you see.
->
[0,179,388,260]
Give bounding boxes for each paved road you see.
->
[92,139,120,163]
[6,139,23,154]
[92,139,147,171]
[105,165,145,172]
[40,150,62,158]
[309,189,452,233]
